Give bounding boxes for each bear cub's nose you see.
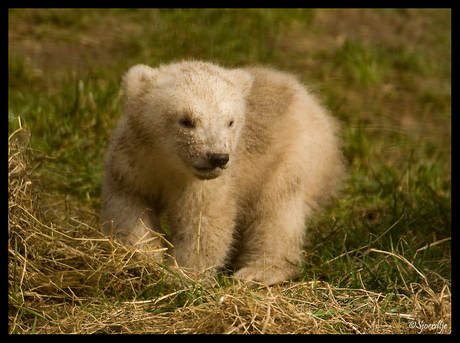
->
[209,153,229,168]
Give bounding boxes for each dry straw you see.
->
[8,127,451,334]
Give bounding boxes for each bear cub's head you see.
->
[122,61,253,180]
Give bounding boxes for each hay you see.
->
[8,128,451,334]
[8,129,167,332]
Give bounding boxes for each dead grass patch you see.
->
[8,128,451,334]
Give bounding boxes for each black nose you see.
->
[209,153,229,168]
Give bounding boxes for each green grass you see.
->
[9,9,450,333]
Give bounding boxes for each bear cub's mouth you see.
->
[193,166,225,180]
[194,166,218,172]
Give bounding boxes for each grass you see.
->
[8,9,450,334]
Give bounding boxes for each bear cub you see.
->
[101,61,344,285]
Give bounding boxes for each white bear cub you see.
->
[101,61,344,285]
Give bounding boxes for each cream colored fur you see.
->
[101,61,344,285]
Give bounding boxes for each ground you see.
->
[8,9,450,334]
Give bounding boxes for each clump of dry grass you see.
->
[8,127,167,333]
[8,128,451,334]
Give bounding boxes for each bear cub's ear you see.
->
[228,70,254,97]
[122,64,157,99]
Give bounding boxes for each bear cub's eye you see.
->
[180,119,195,129]
[228,120,234,128]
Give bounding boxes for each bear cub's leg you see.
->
[233,187,307,285]
[166,185,237,274]
[101,184,163,249]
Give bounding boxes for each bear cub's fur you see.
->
[101,61,344,285]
